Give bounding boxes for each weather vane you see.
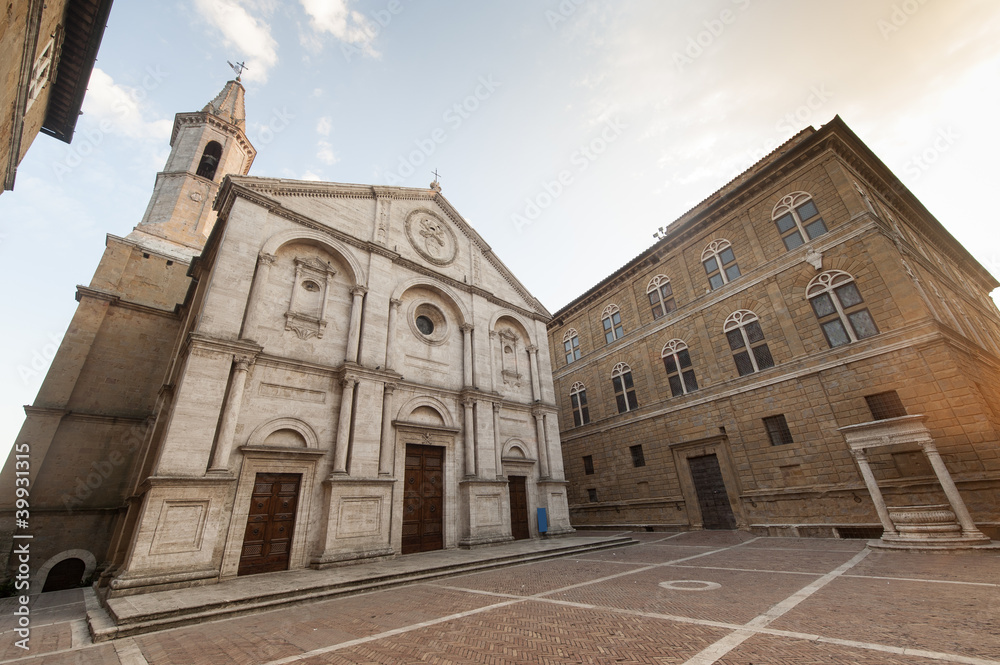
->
[227,60,248,81]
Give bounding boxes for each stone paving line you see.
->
[1,533,997,664]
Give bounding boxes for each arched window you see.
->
[662,339,697,396]
[602,305,624,344]
[570,382,590,426]
[702,240,740,290]
[723,310,774,376]
[772,192,828,251]
[806,271,879,347]
[646,275,676,319]
[563,328,581,364]
[196,141,223,180]
[611,362,638,413]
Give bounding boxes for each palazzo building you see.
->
[547,117,1000,541]
[1,80,571,595]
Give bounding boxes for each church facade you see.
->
[547,118,1000,542]
[1,80,571,595]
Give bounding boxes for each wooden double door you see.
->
[402,444,444,554]
[688,454,736,530]
[238,473,301,576]
[508,475,530,540]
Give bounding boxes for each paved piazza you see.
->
[2,531,998,664]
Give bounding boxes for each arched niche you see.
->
[246,417,319,448]
[395,395,456,429]
[489,310,536,347]
[391,278,471,326]
[261,228,367,288]
[502,439,533,462]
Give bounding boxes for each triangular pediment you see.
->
[218,176,550,320]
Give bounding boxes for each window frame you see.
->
[771,192,828,251]
[601,305,624,344]
[701,239,741,290]
[562,328,581,364]
[583,455,595,475]
[723,310,775,376]
[629,444,646,468]
[646,274,676,320]
[806,271,879,348]
[611,362,639,413]
[763,414,794,446]
[865,391,907,420]
[569,382,590,427]
[661,338,698,396]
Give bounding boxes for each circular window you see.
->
[416,315,435,335]
[302,280,320,292]
[407,301,449,345]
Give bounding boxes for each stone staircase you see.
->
[88,534,636,641]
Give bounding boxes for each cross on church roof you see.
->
[432,169,441,183]
[227,60,248,81]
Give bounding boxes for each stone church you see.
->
[1,79,571,595]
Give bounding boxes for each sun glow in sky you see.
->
[2,1,999,457]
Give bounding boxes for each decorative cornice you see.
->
[75,286,182,319]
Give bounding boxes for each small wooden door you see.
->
[508,475,530,540]
[402,445,444,554]
[688,454,736,530]
[238,473,300,576]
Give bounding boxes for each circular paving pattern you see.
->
[658,580,722,591]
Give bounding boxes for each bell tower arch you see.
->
[133,79,256,251]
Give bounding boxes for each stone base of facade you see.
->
[311,547,395,568]
[105,567,220,598]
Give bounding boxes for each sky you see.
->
[3,0,1000,459]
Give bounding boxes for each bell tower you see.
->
[132,79,256,251]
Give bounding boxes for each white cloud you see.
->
[81,68,172,140]
[300,0,380,57]
[316,116,332,136]
[317,140,338,165]
[193,0,279,83]
[301,170,323,181]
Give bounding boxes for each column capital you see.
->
[389,298,403,310]
[341,375,360,388]
[351,285,369,297]
[526,345,539,355]
[383,381,398,394]
[920,440,940,455]
[462,396,476,408]
[258,252,277,266]
[460,323,475,334]
[233,354,255,372]
[489,330,499,339]
[492,402,502,413]
[850,447,868,461]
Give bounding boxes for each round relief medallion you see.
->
[405,209,457,266]
[189,191,204,202]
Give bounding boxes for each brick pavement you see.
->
[1,532,997,665]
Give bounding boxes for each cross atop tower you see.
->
[227,60,248,81]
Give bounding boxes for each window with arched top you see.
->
[646,275,676,319]
[196,141,223,180]
[570,382,590,426]
[772,192,828,251]
[723,310,774,376]
[563,328,581,364]
[702,240,740,290]
[611,362,638,413]
[602,305,624,344]
[662,339,698,396]
[806,271,879,347]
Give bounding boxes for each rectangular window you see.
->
[587,488,598,502]
[865,391,906,420]
[583,455,594,475]
[629,445,645,468]
[764,414,794,446]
